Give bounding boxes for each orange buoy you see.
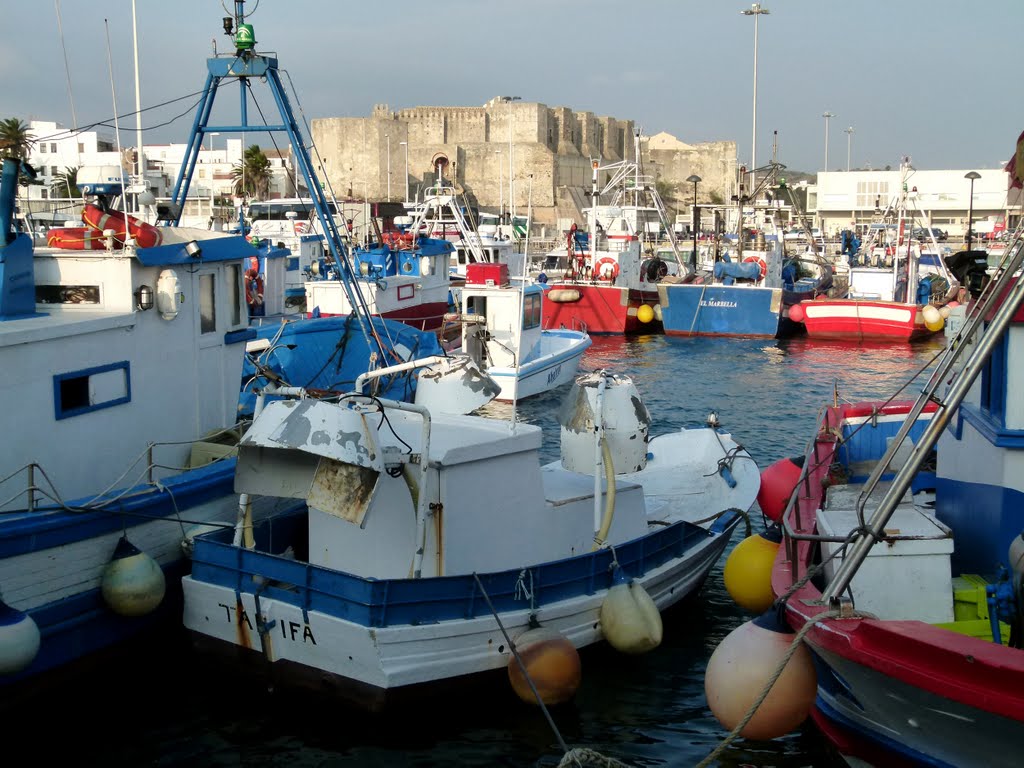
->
[787,302,806,323]
[756,456,804,522]
[704,609,817,740]
[508,624,581,706]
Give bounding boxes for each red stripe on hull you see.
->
[800,300,936,341]
[309,301,449,331]
[542,283,661,334]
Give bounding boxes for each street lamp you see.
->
[740,4,769,190]
[399,141,409,204]
[385,133,391,202]
[495,149,503,223]
[844,126,854,171]
[822,111,834,170]
[965,170,981,251]
[687,174,701,271]
[500,96,521,219]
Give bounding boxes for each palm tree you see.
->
[231,144,272,200]
[51,166,80,198]
[0,117,35,160]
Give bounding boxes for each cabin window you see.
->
[53,361,131,420]
[980,331,1008,425]
[36,285,101,304]
[466,296,486,318]
[200,273,216,334]
[228,264,242,326]
[523,293,541,330]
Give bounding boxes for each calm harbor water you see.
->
[12,334,945,767]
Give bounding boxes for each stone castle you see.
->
[311,98,737,229]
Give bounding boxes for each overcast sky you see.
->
[4,0,1021,174]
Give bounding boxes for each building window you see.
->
[78,142,85,153]
[200,273,216,334]
[51,166,58,176]
[199,169,206,178]
[50,143,57,152]
[40,188,48,199]
[856,181,889,209]
[53,361,131,420]
[40,143,47,154]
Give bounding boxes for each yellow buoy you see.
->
[637,304,655,324]
[101,535,167,617]
[0,598,41,675]
[704,609,817,740]
[922,304,944,332]
[599,567,663,654]
[723,525,783,614]
[508,624,581,706]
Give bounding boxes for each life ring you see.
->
[246,272,264,308]
[595,257,620,281]
[82,204,163,248]
[742,255,767,281]
[47,227,107,250]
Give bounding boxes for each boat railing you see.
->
[0,423,244,514]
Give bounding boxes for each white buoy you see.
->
[599,567,663,654]
[101,535,166,617]
[0,598,41,675]
[180,524,223,558]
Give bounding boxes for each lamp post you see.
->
[687,174,701,271]
[740,4,769,190]
[495,149,503,223]
[822,111,834,170]
[844,126,854,171]
[385,134,391,202]
[501,96,521,219]
[399,141,409,204]
[965,170,981,251]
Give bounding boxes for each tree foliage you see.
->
[51,166,80,198]
[232,144,272,200]
[0,117,34,160]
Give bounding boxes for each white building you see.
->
[21,120,299,228]
[812,166,1022,240]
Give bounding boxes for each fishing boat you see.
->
[181,370,758,709]
[658,165,835,338]
[0,3,492,687]
[303,179,459,332]
[0,156,290,684]
[445,262,591,401]
[541,132,686,334]
[786,158,960,342]
[724,218,1024,764]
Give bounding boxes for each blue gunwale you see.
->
[190,508,740,628]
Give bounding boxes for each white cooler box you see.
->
[819,483,954,623]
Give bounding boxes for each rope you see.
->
[556,748,632,768]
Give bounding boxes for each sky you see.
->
[3,0,1022,175]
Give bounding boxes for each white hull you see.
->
[487,329,591,401]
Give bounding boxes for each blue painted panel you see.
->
[286,257,299,271]
[661,284,779,337]
[134,234,258,266]
[224,327,256,345]
[936,476,1024,576]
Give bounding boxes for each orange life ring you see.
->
[82,203,163,248]
[743,255,767,281]
[595,256,620,280]
[47,227,107,250]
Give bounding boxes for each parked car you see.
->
[913,226,948,242]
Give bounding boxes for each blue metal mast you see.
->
[168,0,385,360]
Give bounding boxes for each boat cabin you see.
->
[459,263,542,369]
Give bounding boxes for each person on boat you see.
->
[246,258,265,317]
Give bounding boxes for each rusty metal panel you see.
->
[307,457,381,525]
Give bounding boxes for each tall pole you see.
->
[844,126,854,171]
[131,0,144,213]
[502,96,521,220]
[400,141,409,204]
[687,174,701,272]
[495,149,503,222]
[741,4,769,190]
[965,171,981,251]
[385,134,391,202]
[822,111,834,170]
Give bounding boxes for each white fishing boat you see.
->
[447,263,591,401]
[182,370,758,709]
